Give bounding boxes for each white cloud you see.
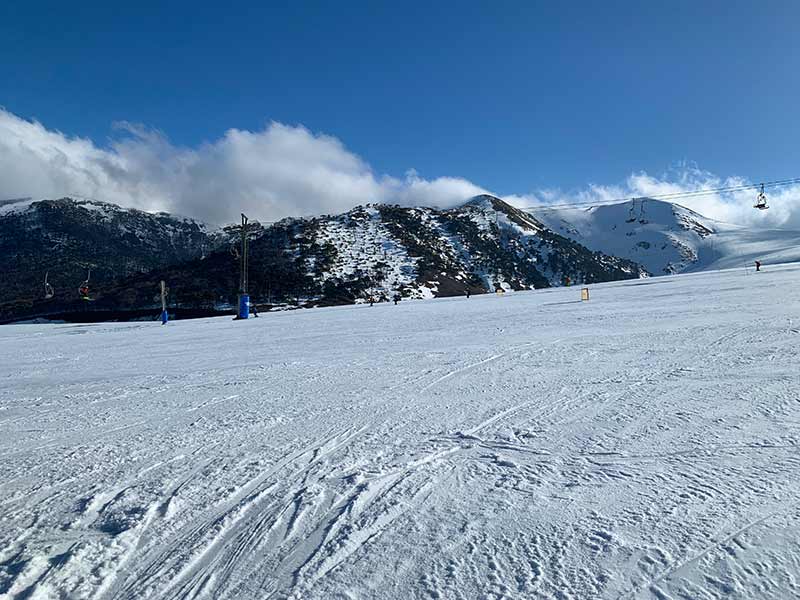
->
[388,169,486,209]
[1,109,798,228]
[0,109,487,224]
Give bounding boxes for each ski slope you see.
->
[1,263,799,599]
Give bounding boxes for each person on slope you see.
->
[755,260,761,272]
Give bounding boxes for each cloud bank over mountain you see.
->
[1,108,797,227]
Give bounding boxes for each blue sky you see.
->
[1,1,798,223]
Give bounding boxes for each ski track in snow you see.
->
[1,263,800,599]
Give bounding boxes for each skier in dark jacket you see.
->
[755,260,761,272]
[393,293,401,305]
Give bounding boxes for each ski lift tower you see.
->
[237,213,251,319]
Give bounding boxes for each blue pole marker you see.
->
[238,294,250,319]
[159,281,169,325]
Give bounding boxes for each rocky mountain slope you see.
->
[0,195,644,321]
[0,197,220,319]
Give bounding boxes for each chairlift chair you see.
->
[754,184,769,210]
[78,269,91,300]
[43,272,54,299]
[638,199,649,224]
[626,199,637,223]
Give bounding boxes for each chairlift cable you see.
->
[517,177,800,212]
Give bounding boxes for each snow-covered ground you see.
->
[1,263,799,599]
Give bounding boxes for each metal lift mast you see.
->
[237,213,251,319]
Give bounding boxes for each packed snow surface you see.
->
[1,263,799,599]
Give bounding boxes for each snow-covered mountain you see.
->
[296,196,644,302]
[85,195,644,317]
[0,195,644,321]
[6,193,798,323]
[532,198,800,275]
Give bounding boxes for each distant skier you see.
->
[393,293,401,305]
[755,260,761,272]
[251,304,259,317]
[564,276,571,287]
[466,289,471,299]
[369,296,375,307]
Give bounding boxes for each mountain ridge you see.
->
[0,195,643,321]
[4,193,798,323]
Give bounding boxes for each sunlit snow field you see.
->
[1,263,799,599]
